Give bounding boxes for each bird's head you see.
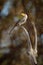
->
[14,13,28,25]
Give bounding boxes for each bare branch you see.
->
[31,22,37,53]
[21,26,32,51]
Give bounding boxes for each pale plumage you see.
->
[14,13,28,25]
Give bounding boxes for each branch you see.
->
[31,22,37,53]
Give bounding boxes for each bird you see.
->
[14,13,28,25]
[7,13,28,34]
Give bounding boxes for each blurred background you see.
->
[0,0,43,65]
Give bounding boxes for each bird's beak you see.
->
[21,13,28,20]
[21,13,26,17]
